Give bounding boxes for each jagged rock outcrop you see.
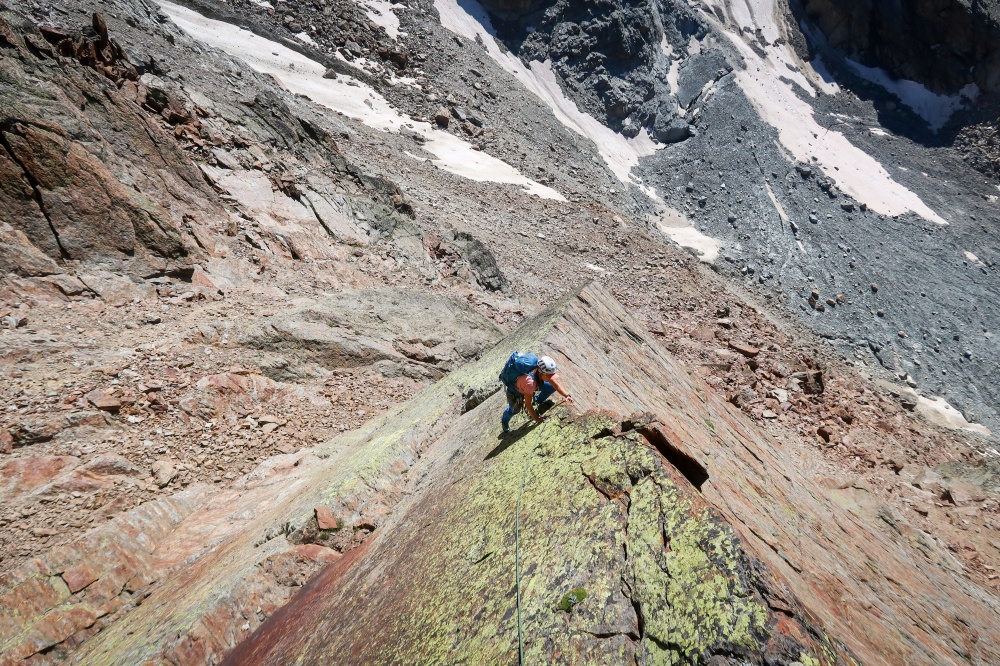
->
[0,13,212,278]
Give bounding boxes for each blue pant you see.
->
[501,382,556,430]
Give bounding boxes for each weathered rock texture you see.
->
[215,284,999,666]
[240,287,502,381]
[0,12,210,277]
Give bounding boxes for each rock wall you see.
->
[0,12,210,278]
[489,0,710,140]
[797,0,1000,94]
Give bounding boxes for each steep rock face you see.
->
[798,0,1000,94]
[219,284,999,666]
[1,122,187,264]
[0,13,211,277]
[491,0,709,137]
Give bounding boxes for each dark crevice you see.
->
[638,425,709,491]
[621,324,645,344]
[621,483,644,646]
[166,266,195,282]
[582,472,613,502]
[0,124,71,261]
[582,629,635,640]
[629,595,645,642]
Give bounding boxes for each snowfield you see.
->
[158,1,565,201]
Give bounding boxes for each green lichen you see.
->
[800,653,821,666]
[268,410,774,665]
[558,587,588,612]
[629,464,768,663]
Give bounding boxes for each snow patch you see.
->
[844,60,978,132]
[667,59,680,96]
[433,0,658,191]
[701,0,826,96]
[158,1,562,200]
[809,54,840,95]
[294,31,316,46]
[964,251,984,265]
[660,37,680,95]
[764,181,789,223]
[353,0,404,41]
[876,380,991,436]
[917,395,991,436]
[699,0,947,224]
[650,206,720,263]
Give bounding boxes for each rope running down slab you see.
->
[515,450,530,665]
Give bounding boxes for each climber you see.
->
[499,352,574,433]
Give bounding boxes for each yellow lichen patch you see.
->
[249,407,778,666]
[627,457,768,664]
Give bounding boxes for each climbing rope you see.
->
[514,449,531,665]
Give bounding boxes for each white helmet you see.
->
[536,356,558,374]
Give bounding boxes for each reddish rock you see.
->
[293,544,343,564]
[0,575,71,624]
[728,340,760,357]
[23,606,100,654]
[689,325,716,342]
[62,561,102,594]
[86,389,121,413]
[315,506,340,531]
[944,485,976,506]
[1,456,80,497]
[817,425,838,444]
[2,122,187,265]
[0,220,60,277]
[0,429,12,454]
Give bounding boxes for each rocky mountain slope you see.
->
[1,0,999,662]
[224,285,999,666]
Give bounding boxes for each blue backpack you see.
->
[499,351,538,388]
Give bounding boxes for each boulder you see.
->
[652,116,692,144]
[151,460,177,488]
[728,340,760,358]
[0,221,61,277]
[86,389,122,413]
[315,506,340,530]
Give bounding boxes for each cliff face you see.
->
[0,12,207,278]
[797,0,1000,95]
[221,284,999,666]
